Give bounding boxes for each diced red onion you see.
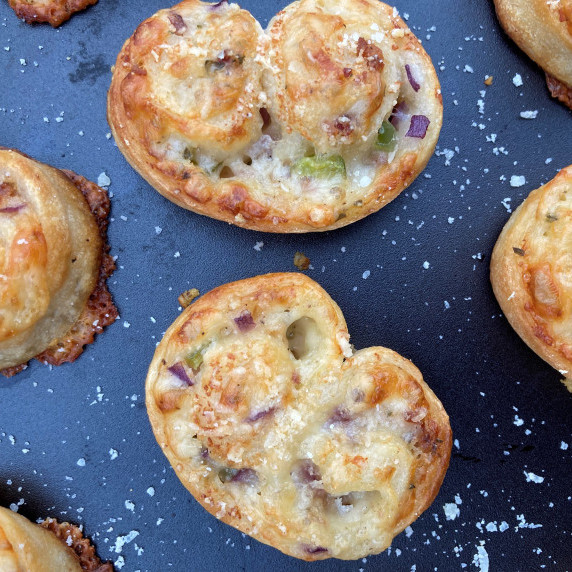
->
[234,311,255,332]
[211,0,228,9]
[406,115,430,138]
[168,362,194,386]
[231,468,258,485]
[168,12,187,35]
[292,459,322,484]
[246,407,276,423]
[389,101,409,127]
[405,64,420,92]
[327,406,352,424]
[302,545,328,555]
[0,204,25,213]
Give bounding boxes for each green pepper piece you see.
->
[375,120,397,152]
[292,155,346,178]
[185,344,207,371]
[218,467,238,483]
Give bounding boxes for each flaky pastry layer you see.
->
[494,0,572,109]
[491,166,572,381]
[0,149,117,373]
[108,0,443,232]
[146,273,451,560]
[8,0,98,27]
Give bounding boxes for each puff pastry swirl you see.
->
[108,0,443,232]
[491,166,572,381]
[8,0,98,27]
[0,507,112,571]
[494,0,572,109]
[146,273,452,560]
[0,149,117,374]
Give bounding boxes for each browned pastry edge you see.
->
[41,518,114,571]
[546,73,572,110]
[0,169,117,378]
[8,0,98,27]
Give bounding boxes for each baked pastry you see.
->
[494,0,572,109]
[108,0,443,232]
[146,273,452,560]
[0,149,117,376]
[8,0,98,27]
[0,506,112,570]
[491,166,572,381]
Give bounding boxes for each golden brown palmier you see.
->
[0,507,112,571]
[8,0,98,27]
[491,166,572,381]
[108,0,443,232]
[0,149,117,376]
[494,0,572,109]
[146,273,452,560]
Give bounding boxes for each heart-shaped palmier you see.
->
[146,273,452,560]
[0,149,117,376]
[491,165,572,383]
[108,0,443,232]
[494,0,572,109]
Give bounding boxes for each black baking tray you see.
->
[0,1,571,570]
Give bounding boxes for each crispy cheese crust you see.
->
[8,0,98,27]
[494,0,572,109]
[108,0,443,232]
[491,166,572,381]
[0,508,112,571]
[146,273,452,560]
[0,149,117,374]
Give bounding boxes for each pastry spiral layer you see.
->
[0,149,117,374]
[494,0,572,109]
[0,507,112,571]
[108,0,443,232]
[8,0,98,27]
[491,166,572,381]
[146,273,451,560]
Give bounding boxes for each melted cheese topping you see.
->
[146,273,451,560]
[109,0,443,231]
[491,165,572,378]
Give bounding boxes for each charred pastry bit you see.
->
[512,247,526,256]
[293,251,310,271]
[146,273,451,561]
[178,288,200,308]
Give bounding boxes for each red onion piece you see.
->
[0,204,25,213]
[234,311,255,332]
[389,101,409,127]
[168,362,194,386]
[231,468,258,485]
[211,0,228,9]
[406,115,430,139]
[292,459,322,484]
[168,12,187,35]
[327,406,352,424]
[302,545,328,555]
[405,64,420,92]
[246,407,277,423]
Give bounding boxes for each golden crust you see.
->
[491,166,572,380]
[0,507,81,570]
[108,0,443,232]
[0,149,116,373]
[146,273,451,560]
[494,0,572,108]
[8,0,98,27]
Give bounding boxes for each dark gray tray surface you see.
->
[0,0,570,570]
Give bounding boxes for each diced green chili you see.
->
[292,155,346,178]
